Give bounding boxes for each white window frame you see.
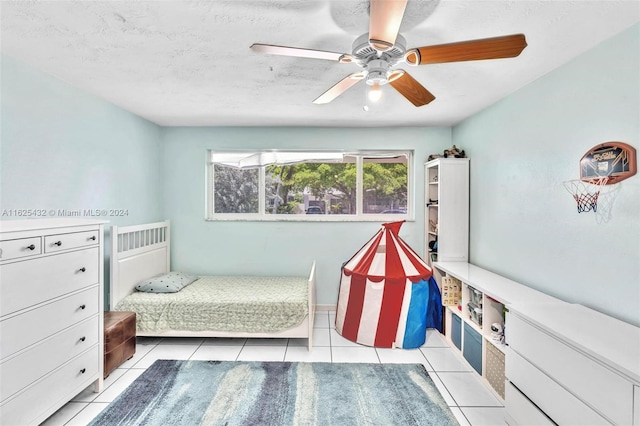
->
[206,150,414,222]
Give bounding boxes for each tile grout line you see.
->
[187,337,206,361]
[235,339,247,362]
[433,370,460,408]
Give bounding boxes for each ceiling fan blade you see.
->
[406,34,527,65]
[313,73,366,104]
[388,70,435,107]
[369,0,408,51]
[250,43,352,62]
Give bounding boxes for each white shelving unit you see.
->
[442,280,509,399]
[424,158,469,271]
[433,261,640,425]
[436,262,560,400]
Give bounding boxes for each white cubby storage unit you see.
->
[424,158,469,273]
[433,262,640,425]
[440,273,511,399]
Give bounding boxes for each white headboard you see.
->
[110,221,170,309]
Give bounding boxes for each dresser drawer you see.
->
[0,286,99,360]
[505,381,555,426]
[0,247,99,316]
[0,237,41,261]
[44,230,99,253]
[506,348,610,425]
[1,316,99,401]
[0,347,99,426]
[508,313,633,425]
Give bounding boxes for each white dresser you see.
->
[434,261,640,426]
[0,219,106,426]
[506,303,640,426]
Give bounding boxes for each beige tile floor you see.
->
[41,311,505,426]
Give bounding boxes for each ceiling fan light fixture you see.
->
[367,81,383,103]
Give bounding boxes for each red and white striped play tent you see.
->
[335,221,442,349]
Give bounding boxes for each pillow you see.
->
[135,272,199,293]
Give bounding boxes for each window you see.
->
[207,150,412,221]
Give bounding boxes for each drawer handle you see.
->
[53,241,62,247]
[89,236,96,241]
[26,244,36,250]
[79,304,86,310]
[80,336,86,342]
[79,267,86,273]
[80,368,86,374]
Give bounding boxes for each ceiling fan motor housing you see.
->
[352,33,407,86]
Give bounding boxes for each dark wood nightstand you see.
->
[104,311,136,378]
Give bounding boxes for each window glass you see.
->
[265,163,355,215]
[363,156,408,215]
[213,165,259,213]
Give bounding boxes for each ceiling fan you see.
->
[250,0,527,108]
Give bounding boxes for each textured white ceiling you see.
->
[1,1,638,127]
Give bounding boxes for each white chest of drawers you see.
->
[506,303,640,426]
[0,219,106,426]
[434,261,640,426]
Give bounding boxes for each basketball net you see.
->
[563,176,610,213]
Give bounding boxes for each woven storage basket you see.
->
[485,342,505,399]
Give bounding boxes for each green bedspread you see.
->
[115,275,309,333]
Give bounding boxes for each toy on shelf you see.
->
[428,145,467,161]
[444,145,466,158]
[490,322,505,344]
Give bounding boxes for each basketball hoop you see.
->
[563,176,609,213]
[564,142,635,219]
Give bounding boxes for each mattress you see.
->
[114,275,309,333]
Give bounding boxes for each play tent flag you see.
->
[335,221,443,349]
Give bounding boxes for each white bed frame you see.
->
[110,221,316,350]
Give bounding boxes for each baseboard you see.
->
[315,304,337,311]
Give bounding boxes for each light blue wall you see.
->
[3,23,637,324]
[161,127,452,306]
[0,54,165,306]
[1,55,163,225]
[452,25,640,326]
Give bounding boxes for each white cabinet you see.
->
[507,304,640,426]
[435,262,640,425]
[424,158,469,268]
[0,219,106,426]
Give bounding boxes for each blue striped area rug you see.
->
[89,360,459,425]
